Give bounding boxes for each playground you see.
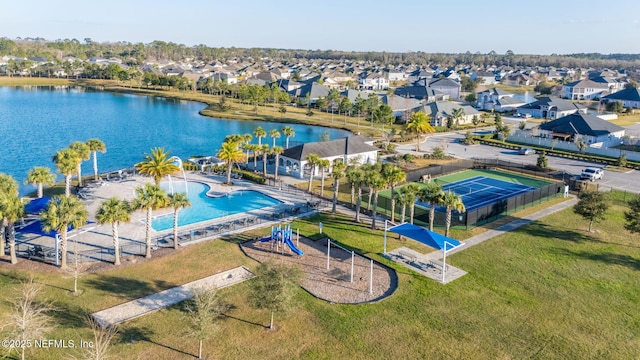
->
[241,224,397,304]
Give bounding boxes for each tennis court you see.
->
[417,176,536,212]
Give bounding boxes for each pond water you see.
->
[0,86,350,195]
[512,91,537,104]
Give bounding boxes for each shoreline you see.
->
[0,77,372,136]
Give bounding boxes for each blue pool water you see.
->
[151,181,282,231]
[0,86,351,195]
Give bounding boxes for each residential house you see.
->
[501,73,534,87]
[359,72,389,90]
[602,87,640,108]
[476,87,526,112]
[562,79,610,100]
[428,78,461,100]
[408,69,434,83]
[471,71,497,85]
[537,112,625,146]
[279,136,378,179]
[380,94,423,123]
[387,69,407,82]
[394,86,449,102]
[516,96,587,119]
[422,101,480,127]
[277,79,304,92]
[288,82,330,103]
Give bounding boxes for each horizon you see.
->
[2,0,639,56]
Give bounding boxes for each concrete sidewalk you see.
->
[92,266,253,327]
[422,197,578,260]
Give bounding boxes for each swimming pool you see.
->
[151,181,282,231]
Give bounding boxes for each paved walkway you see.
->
[92,266,253,327]
[378,197,578,283]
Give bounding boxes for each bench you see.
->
[429,259,449,271]
[397,250,416,263]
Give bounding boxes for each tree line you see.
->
[2,37,640,70]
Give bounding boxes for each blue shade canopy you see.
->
[25,196,52,214]
[389,223,462,251]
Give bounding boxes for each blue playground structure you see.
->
[260,224,304,256]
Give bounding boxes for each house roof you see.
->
[564,79,609,89]
[281,136,378,162]
[518,96,585,112]
[288,82,329,99]
[394,86,444,99]
[478,87,513,97]
[496,96,526,106]
[428,78,460,88]
[602,87,640,102]
[538,112,625,137]
[381,94,423,111]
[424,101,479,118]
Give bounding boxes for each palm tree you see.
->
[52,148,80,197]
[306,154,320,192]
[271,146,284,181]
[345,166,366,222]
[393,189,408,223]
[86,138,106,181]
[405,111,435,152]
[253,126,267,146]
[217,141,244,184]
[132,184,168,258]
[330,162,346,213]
[419,182,443,231]
[403,183,421,224]
[269,129,281,147]
[0,174,19,257]
[318,159,330,197]
[368,172,387,230]
[441,191,466,237]
[96,197,131,266]
[381,164,406,223]
[135,147,180,186]
[261,144,269,177]
[25,167,55,199]
[40,196,88,269]
[281,126,295,149]
[451,108,465,128]
[2,194,24,264]
[68,141,90,187]
[168,193,191,250]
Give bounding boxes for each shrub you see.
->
[402,153,414,162]
[606,101,624,113]
[617,153,627,167]
[233,170,265,184]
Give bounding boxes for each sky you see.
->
[1,0,639,55]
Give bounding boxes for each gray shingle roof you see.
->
[602,87,640,102]
[518,96,584,112]
[281,136,378,161]
[538,112,625,136]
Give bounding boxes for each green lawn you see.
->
[1,196,638,359]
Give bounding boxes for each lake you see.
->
[0,86,350,195]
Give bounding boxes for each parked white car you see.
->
[580,167,604,181]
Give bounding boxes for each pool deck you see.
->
[15,172,317,263]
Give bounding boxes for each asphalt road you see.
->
[396,132,640,195]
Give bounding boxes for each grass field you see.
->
[1,191,638,359]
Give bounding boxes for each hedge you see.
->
[477,138,640,169]
[233,169,266,184]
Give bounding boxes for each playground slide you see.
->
[284,237,304,256]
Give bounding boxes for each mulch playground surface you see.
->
[241,236,397,304]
